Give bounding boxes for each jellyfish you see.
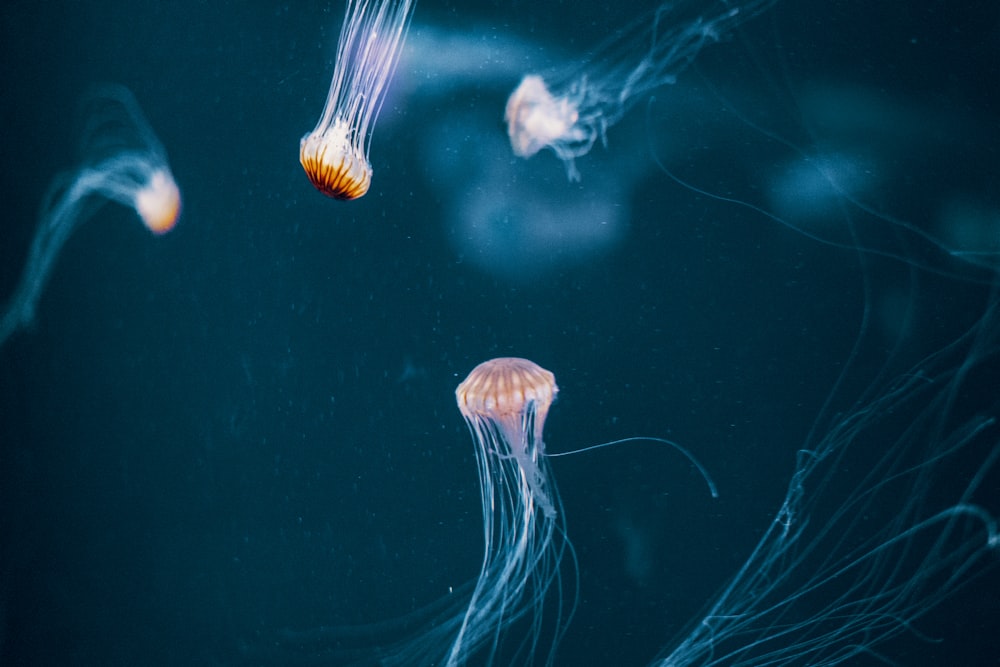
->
[0,85,180,348]
[505,0,778,179]
[457,357,559,518]
[385,357,572,664]
[362,358,573,665]
[300,0,416,200]
[241,356,573,666]
[439,357,572,664]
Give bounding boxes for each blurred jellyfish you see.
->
[744,83,1000,276]
[0,85,180,348]
[637,61,1000,658]
[450,150,630,283]
[300,0,416,200]
[652,301,1000,666]
[613,57,1000,279]
[505,0,777,179]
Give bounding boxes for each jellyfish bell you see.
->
[395,25,647,281]
[300,0,416,200]
[134,168,181,235]
[456,357,557,429]
[299,119,372,201]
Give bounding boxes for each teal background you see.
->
[1,1,998,665]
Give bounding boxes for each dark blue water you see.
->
[2,1,998,665]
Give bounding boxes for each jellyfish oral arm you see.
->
[469,416,558,520]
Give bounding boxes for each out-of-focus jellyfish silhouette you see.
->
[440,115,632,283]
[746,84,1000,278]
[300,0,416,200]
[504,0,777,179]
[0,84,180,348]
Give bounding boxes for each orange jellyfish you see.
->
[0,85,180,347]
[240,357,573,665]
[447,357,572,665]
[505,0,777,179]
[300,0,417,200]
[457,356,559,518]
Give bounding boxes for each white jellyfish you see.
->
[300,0,416,200]
[0,85,180,348]
[505,0,777,179]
